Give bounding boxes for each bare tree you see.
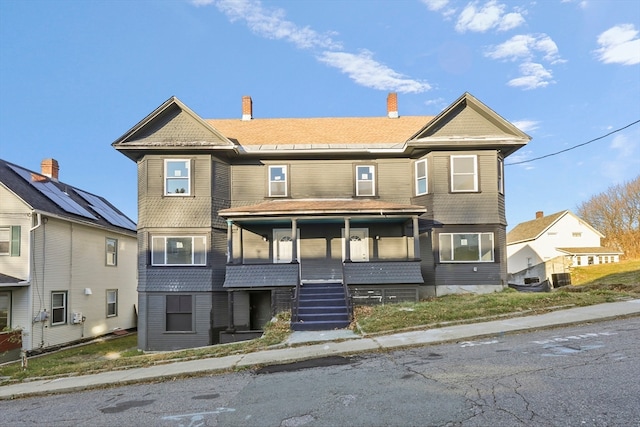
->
[576,176,640,259]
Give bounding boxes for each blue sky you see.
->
[1,0,638,230]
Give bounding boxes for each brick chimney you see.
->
[242,96,253,121]
[387,92,398,118]
[536,211,544,219]
[41,158,59,181]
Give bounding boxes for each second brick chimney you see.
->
[387,92,398,118]
[536,211,544,219]
[242,96,253,121]
[41,158,59,181]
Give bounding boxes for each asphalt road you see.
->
[1,317,639,426]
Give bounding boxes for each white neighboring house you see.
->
[0,158,137,358]
[507,210,622,279]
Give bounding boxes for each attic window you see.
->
[572,232,582,238]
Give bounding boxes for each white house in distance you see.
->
[0,158,137,358]
[507,210,622,283]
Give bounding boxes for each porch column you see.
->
[226,291,235,333]
[226,220,233,264]
[344,217,351,262]
[291,218,298,263]
[412,216,421,261]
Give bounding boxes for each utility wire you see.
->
[505,119,640,166]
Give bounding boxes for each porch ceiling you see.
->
[219,198,426,222]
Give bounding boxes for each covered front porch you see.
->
[218,199,426,333]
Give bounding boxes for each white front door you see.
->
[273,229,300,263]
[342,228,369,262]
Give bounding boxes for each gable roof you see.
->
[113,92,529,160]
[0,159,136,234]
[507,210,569,244]
[507,210,604,245]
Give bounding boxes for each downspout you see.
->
[24,212,42,351]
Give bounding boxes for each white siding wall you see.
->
[26,217,137,351]
[0,186,32,280]
[530,214,602,261]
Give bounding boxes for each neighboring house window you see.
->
[547,232,557,237]
[451,155,478,192]
[415,159,428,195]
[152,236,206,266]
[269,165,287,197]
[166,295,193,332]
[498,157,504,194]
[572,232,582,238]
[0,292,10,330]
[0,226,20,256]
[106,290,118,317]
[439,232,494,262]
[165,159,190,195]
[106,238,117,266]
[576,256,581,266]
[356,165,375,196]
[51,291,67,326]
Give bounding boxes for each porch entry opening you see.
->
[249,291,271,330]
[342,228,369,262]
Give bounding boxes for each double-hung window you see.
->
[166,295,193,332]
[269,165,287,197]
[439,232,494,262]
[415,159,428,195]
[165,159,190,195]
[152,236,206,266]
[106,238,117,266]
[106,290,118,317]
[497,157,504,194]
[51,291,67,325]
[451,155,478,192]
[0,292,10,330]
[0,226,20,256]
[356,165,375,196]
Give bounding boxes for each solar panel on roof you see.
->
[74,189,136,231]
[7,164,97,220]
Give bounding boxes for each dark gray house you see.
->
[113,92,530,351]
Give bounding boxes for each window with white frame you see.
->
[0,226,20,256]
[164,159,190,195]
[356,165,375,196]
[106,289,118,317]
[415,159,428,195]
[269,165,287,197]
[106,238,117,266]
[0,292,10,330]
[166,295,193,332]
[152,236,206,266]
[498,157,504,194]
[439,232,494,262]
[451,155,478,192]
[51,291,67,325]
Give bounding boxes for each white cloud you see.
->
[507,62,554,90]
[421,0,449,11]
[195,0,430,93]
[455,0,525,33]
[511,120,539,133]
[506,150,535,169]
[594,24,640,65]
[609,133,637,157]
[485,34,562,63]
[317,51,431,93]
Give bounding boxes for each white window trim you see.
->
[451,155,478,192]
[498,157,504,194]
[356,165,376,196]
[268,165,288,197]
[439,232,494,263]
[51,291,67,326]
[415,159,428,196]
[152,236,207,266]
[106,237,117,266]
[106,289,118,317]
[164,159,191,196]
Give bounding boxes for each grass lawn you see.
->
[1,259,638,385]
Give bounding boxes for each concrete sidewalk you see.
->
[2,299,639,400]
